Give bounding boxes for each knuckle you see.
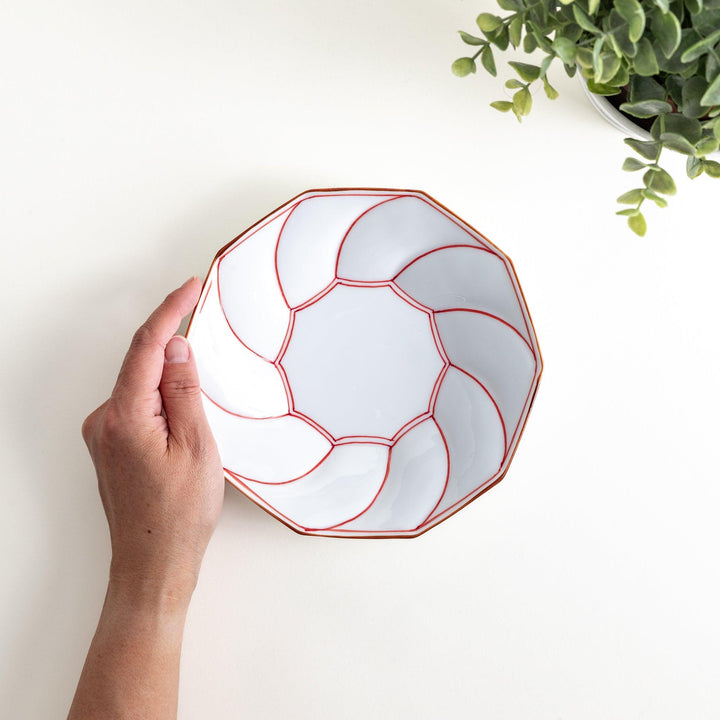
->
[163,375,201,397]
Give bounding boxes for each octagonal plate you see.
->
[186,188,543,538]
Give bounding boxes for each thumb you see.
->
[159,336,210,445]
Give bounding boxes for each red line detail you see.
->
[225,472,315,532]
[391,242,495,281]
[217,204,298,262]
[434,307,537,359]
[292,279,339,311]
[390,413,431,444]
[274,310,296,363]
[230,447,334,486]
[428,364,449,416]
[415,418,451,529]
[274,203,304,309]
[200,389,288,420]
[198,279,212,314]
[215,263,277,363]
[333,196,402,278]
[449,364,508,458]
[321,447,393,530]
[387,282,433,314]
[274,362,296,411]
[290,410,336,444]
[334,435,393,447]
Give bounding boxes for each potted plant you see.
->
[452,0,720,235]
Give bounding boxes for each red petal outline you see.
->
[434,307,537,361]
[447,364,508,458]
[229,446,334,486]
[215,262,284,363]
[414,418,451,529]
[200,389,288,421]
[320,446,393,531]
[289,410,335,444]
[333,196,402,278]
[391,242,495,281]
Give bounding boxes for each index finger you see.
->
[112,277,202,409]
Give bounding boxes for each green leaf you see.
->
[665,75,685,106]
[663,114,703,143]
[576,47,595,69]
[701,72,720,106]
[496,0,522,10]
[481,46,497,76]
[680,29,720,63]
[617,188,645,203]
[573,4,600,32]
[599,53,622,84]
[543,76,559,99]
[505,79,525,89]
[644,167,677,194]
[488,24,510,51]
[659,131,698,155]
[629,75,666,102]
[681,76,710,118]
[509,15,523,48]
[623,157,647,170]
[608,63,630,88]
[614,0,646,42]
[452,57,477,77]
[593,36,605,79]
[524,32,538,53]
[513,87,533,116]
[553,37,578,65]
[625,138,661,159]
[477,13,503,32]
[509,61,542,82]
[686,0,703,13]
[703,160,720,177]
[490,100,514,112]
[540,55,554,78]
[651,0,669,11]
[619,99,673,117]
[705,51,719,83]
[686,155,705,178]
[643,189,668,206]
[628,212,647,236]
[617,208,641,216]
[589,0,600,14]
[587,80,622,95]
[458,30,485,46]
[696,136,719,155]
[634,38,660,76]
[652,11,682,59]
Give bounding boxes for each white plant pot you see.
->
[581,80,652,141]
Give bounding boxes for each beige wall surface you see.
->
[1,1,718,718]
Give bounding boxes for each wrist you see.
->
[107,560,197,617]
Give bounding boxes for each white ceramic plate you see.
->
[187,189,542,538]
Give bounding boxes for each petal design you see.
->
[395,245,532,345]
[243,443,390,530]
[435,310,537,445]
[335,419,448,532]
[202,396,331,483]
[337,196,484,281]
[188,278,288,418]
[218,209,292,360]
[429,367,506,521]
[276,194,393,307]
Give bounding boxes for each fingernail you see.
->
[165,336,190,363]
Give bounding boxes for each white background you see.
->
[1,1,719,718]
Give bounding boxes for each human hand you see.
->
[81,277,224,605]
